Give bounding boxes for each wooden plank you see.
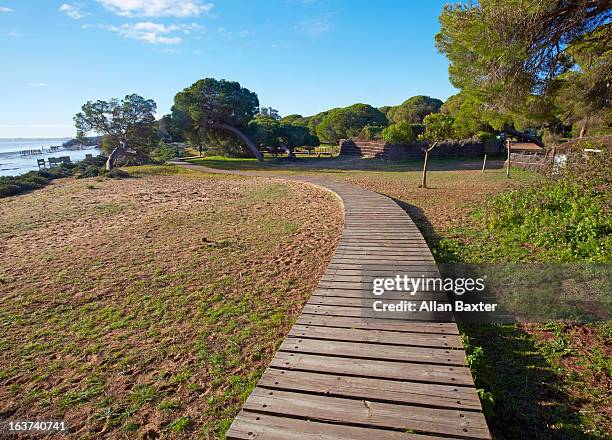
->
[289,324,462,348]
[241,389,491,439]
[318,280,432,290]
[296,314,460,334]
[313,288,445,299]
[327,263,439,271]
[259,368,482,410]
[319,277,441,286]
[227,412,446,440]
[303,304,454,321]
[335,245,432,251]
[322,269,440,277]
[332,255,435,262]
[279,337,466,365]
[308,295,450,306]
[271,352,474,385]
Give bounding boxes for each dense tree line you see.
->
[73,77,450,164]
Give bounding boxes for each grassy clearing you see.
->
[185,155,610,438]
[0,166,343,438]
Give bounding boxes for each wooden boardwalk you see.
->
[175,163,491,439]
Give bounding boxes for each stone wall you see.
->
[339,138,502,160]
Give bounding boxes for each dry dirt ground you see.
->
[0,166,343,439]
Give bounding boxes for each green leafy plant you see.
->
[382,122,414,143]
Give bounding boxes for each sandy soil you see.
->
[0,170,343,438]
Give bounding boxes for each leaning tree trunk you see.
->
[280,144,296,161]
[215,123,264,161]
[579,119,588,138]
[106,141,127,171]
[504,125,544,147]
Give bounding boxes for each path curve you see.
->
[172,161,491,439]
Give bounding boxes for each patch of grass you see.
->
[168,416,191,433]
[158,399,180,411]
[129,384,157,408]
[242,183,290,201]
[92,202,126,215]
[58,375,106,410]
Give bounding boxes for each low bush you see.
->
[472,151,611,262]
[0,167,72,198]
[358,125,385,141]
[382,122,414,143]
[73,155,107,179]
[151,142,185,163]
[104,168,130,179]
[0,154,137,198]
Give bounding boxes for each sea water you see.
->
[0,138,102,177]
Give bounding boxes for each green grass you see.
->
[168,416,191,433]
[462,322,611,439]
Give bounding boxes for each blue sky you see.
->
[0,0,456,138]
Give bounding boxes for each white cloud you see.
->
[297,16,332,36]
[27,83,52,88]
[0,6,13,13]
[239,30,250,37]
[60,3,86,20]
[102,22,203,44]
[97,0,214,18]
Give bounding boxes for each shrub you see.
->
[382,122,414,143]
[0,155,109,198]
[73,155,107,179]
[0,170,59,198]
[358,125,385,141]
[0,184,21,197]
[151,142,185,163]
[37,167,69,179]
[78,165,101,178]
[475,151,611,262]
[104,168,130,179]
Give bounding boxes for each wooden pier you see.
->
[176,163,492,439]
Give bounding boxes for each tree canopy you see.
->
[307,109,336,136]
[420,113,456,145]
[281,114,310,127]
[74,94,158,169]
[248,115,318,159]
[418,113,456,188]
[386,95,444,124]
[382,122,414,143]
[440,93,496,139]
[316,104,388,143]
[171,78,263,160]
[436,0,611,143]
